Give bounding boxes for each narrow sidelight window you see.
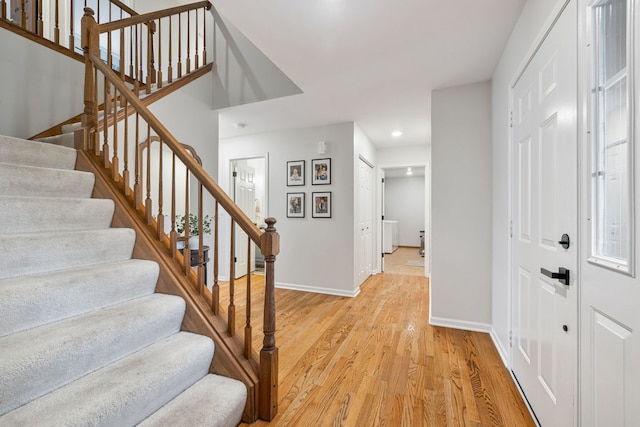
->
[589,0,634,272]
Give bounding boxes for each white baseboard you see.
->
[428,316,492,333]
[276,282,360,298]
[490,327,510,368]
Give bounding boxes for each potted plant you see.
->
[175,213,212,247]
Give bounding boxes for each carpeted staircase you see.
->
[0,134,247,426]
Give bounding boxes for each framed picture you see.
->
[287,192,305,218]
[312,192,331,218]
[311,158,331,185]
[287,160,305,186]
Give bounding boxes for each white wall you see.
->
[431,81,492,331]
[219,122,361,296]
[384,176,425,247]
[0,27,85,138]
[376,145,430,168]
[148,72,219,180]
[491,0,562,362]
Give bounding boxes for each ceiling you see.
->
[213,0,526,149]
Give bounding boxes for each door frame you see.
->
[228,154,269,278]
[228,154,270,220]
[506,0,580,423]
[358,156,375,284]
[377,163,430,277]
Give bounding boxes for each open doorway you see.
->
[381,166,427,276]
[229,156,268,278]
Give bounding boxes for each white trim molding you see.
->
[428,316,492,334]
[276,282,361,298]
[490,327,510,368]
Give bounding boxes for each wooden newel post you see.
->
[259,217,279,421]
[81,8,99,150]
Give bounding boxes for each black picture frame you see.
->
[287,192,305,218]
[311,158,331,185]
[287,160,305,186]
[312,192,331,218]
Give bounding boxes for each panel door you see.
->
[232,161,255,279]
[359,159,373,284]
[510,2,578,426]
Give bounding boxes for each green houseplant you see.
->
[175,213,212,236]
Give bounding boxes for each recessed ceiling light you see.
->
[391,130,403,137]
[406,167,413,175]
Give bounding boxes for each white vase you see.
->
[188,236,200,248]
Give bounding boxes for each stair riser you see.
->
[0,294,187,415]
[0,333,215,426]
[0,260,160,337]
[0,196,115,234]
[0,228,136,279]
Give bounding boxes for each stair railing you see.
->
[1,0,139,53]
[81,6,279,422]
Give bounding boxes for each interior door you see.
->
[381,173,386,272]
[359,158,373,284]
[579,0,640,424]
[231,160,255,279]
[510,1,578,425]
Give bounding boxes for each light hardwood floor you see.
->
[222,270,534,426]
[383,246,426,276]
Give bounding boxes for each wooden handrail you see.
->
[108,0,139,18]
[83,7,279,420]
[98,1,210,33]
[88,54,264,247]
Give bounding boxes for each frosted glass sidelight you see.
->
[589,0,633,271]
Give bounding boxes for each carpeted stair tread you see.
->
[35,133,75,148]
[0,332,215,426]
[0,135,77,169]
[140,374,247,427]
[0,196,115,233]
[61,122,83,134]
[0,293,186,415]
[0,228,136,279]
[0,162,95,198]
[0,259,159,337]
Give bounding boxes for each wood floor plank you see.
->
[235,264,535,426]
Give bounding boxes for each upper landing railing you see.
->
[1,0,210,92]
[1,0,140,56]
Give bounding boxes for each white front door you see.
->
[579,0,640,424]
[232,160,255,279]
[510,2,578,425]
[359,158,373,283]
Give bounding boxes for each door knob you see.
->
[558,234,570,249]
[541,267,570,286]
